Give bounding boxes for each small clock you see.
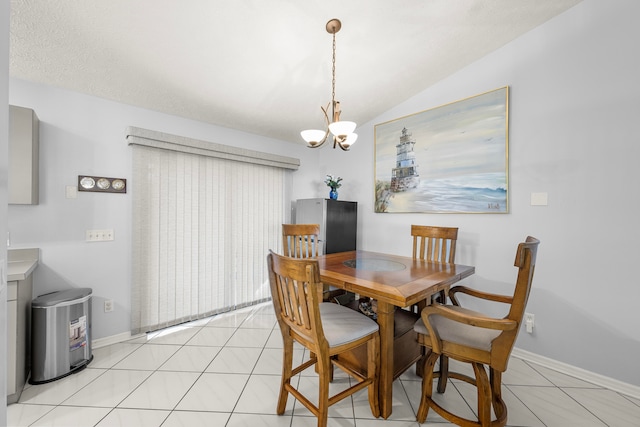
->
[97,178,111,190]
[80,177,95,189]
[112,179,125,191]
[78,175,127,193]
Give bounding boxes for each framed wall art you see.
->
[374,86,509,213]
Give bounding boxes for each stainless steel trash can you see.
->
[30,288,93,384]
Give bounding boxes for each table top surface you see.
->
[317,250,475,307]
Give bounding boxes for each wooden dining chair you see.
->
[410,225,459,388]
[282,223,345,302]
[413,236,540,427]
[267,251,380,427]
[411,224,459,304]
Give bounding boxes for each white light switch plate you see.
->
[530,192,548,206]
[66,185,78,199]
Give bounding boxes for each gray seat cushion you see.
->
[413,306,501,352]
[320,303,379,347]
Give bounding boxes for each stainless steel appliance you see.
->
[295,198,357,254]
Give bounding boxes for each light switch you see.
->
[66,185,77,199]
[530,192,548,206]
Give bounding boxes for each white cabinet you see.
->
[7,283,18,399]
[9,105,39,205]
[6,249,38,403]
[6,275,33,403]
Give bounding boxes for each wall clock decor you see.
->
[78,175,127,193]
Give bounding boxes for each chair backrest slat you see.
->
[412,225,458,264]
[283,224,322,259]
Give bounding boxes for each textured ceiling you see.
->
[10,0,582,144]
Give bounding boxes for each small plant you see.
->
[324,175,342,190]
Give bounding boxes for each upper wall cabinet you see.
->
[9,105,39,205]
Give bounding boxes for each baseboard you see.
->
[512,347,640,399]
[92,331,137,349]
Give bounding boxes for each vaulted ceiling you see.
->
[10,0,582,144]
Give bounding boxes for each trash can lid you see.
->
[32,287,93,308]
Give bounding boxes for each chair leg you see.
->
[436,355,449,393]
[317,354,331,427]
[277,335,294,414]
[367,334,380,418]
[472,362,491,427]
[313,351,334,382]
[417,351,439,423]
[491,369,508,425]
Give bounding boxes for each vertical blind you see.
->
[128,127,299,334]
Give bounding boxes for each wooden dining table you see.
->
[316,250,475,419]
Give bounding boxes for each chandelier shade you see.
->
[300,129,327,147]
[329,121,356,139]
[301,19,357,151]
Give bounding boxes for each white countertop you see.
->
[7,248,39,281]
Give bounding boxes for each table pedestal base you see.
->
[335,304,421,418]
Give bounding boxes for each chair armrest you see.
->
[420,304,517,353]
[449,285,513,306]
[423,304,518,331]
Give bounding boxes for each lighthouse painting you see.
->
[390,127,420,192]
[374,87,509,213]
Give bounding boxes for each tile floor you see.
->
[8,302,640,426]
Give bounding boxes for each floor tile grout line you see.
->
[137,309,250,425]
[221,304,291,427]
[101,319,209,423]
[503,383,548,427]
[554,385,612,427]
[151,316,234,427]
[88,337,183,426]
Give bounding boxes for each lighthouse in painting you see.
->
[390,127,420,192]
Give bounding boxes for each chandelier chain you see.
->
[331,31,337,113]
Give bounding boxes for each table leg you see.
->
[376,301,395,419]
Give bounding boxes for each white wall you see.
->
[1,0,9,422]
[319,0,640,387]
[7,80,321,340]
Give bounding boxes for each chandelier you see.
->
[301,19,358,151]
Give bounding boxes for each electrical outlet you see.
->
[104,299,114,313]
[86,229,115,242]
[524,312,535,333]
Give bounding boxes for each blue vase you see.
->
[329,189,338,200]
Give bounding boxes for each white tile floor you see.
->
[8,302,640,426]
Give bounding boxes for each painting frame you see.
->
[374,86,509,214]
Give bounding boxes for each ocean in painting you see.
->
[382,172,507,213]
